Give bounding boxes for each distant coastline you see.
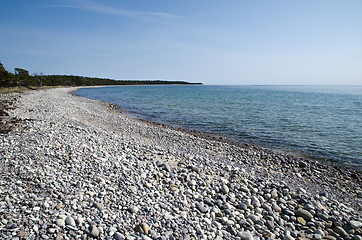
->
[0,61,202,88]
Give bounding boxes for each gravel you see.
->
[0,87,361,239]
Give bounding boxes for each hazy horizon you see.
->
[1,0,361,85]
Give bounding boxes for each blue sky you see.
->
[1,0,361,85]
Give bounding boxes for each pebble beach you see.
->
[0,87,361,240]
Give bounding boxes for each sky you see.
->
[1,0,361,85]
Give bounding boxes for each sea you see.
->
[74,85,362,170]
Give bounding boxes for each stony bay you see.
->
[0,87,361,240]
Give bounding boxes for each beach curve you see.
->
[0,87,361,239]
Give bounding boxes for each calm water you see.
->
[74,85,362,170]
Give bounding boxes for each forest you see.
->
[0,61,201,88]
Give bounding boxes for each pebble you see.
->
[221,184,229,194]
[350,220,362,229]
[65,216,76,227]
[0,88,360,240]
[196,202,208,213]
[113,232,125,240]
[129,205,139,213]
[135,222,151,235]
[56,219,65,228]
[295,209,313,221]
[94,202,104,211]
[238,231,254,240]
[89,225,100,238]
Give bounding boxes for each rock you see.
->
[188,180,197,187]
[251,197,261,208]
[204,197,213,206]
[17,231,27,238]
[271,190,278,198]
[283,233,295,240]
[221,184,229,194]
[273,204,282,212]
[325,220,333,229]
[94,202,104,211]
[128,186,137,192]
[299,161,308,168]
[295,209,313,221]
[142,235,152,240]
[129,205,139,213]
[113,232,125,240]
[56,219,65,228]
[43,201,50,209]
[135,222,150,235]
[33,206,40,211]
[238,231,254,240]
[312,234,322,239]
[227,225,237,235]
[354,235,362,240]
[324,236,337,240]
[297,217,306,225]
[248,214,260,223]
[263,230,275,239]
[169,184,178,192]
[196,202,208,213]
[47,228,57,234]
[190,166,201,173]
[334,226,347,236]
[349,220,362,229]
[89,225,100,238]
[65,216,76,227]
[266,220,275,230]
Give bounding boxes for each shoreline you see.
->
[73,86,361,173]
[0,87,361,239]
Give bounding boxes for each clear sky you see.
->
[1,0,361,85]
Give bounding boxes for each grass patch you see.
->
[0,85,67,94]
[0,87,29,94]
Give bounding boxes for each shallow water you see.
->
[75,85,362,170]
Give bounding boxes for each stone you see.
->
[135,222,150,235]
[196,202,208,213]
[266,220,275,230]
[221,184,229,194]
[283,233,295,240]
[299,161,308,168]
[297,217,306,225]
[48,228,57,234]
[56,219,65,228]
[324,235,337,240]
[325,220,333,229]
[349,220,362,229]
[89,225,100,238]
[248,214,260,222]
[129,205,139,213]
[271,190,278,198]
[65,216,76,227]
[295,209,313,221]
[273,204,282,213]
[94,202,104,211]
[43,201,50,209]
[238,231,254,240]
[142,235,152,240]
[252,198,261,208]
[354,235,362,240]
[113,232,125,240]
[334,226,347,236]
[227,226,237,235]
[128,186,137,192]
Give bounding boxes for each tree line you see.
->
[0,61,201,88]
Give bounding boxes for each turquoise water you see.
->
[74,85,362,170]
